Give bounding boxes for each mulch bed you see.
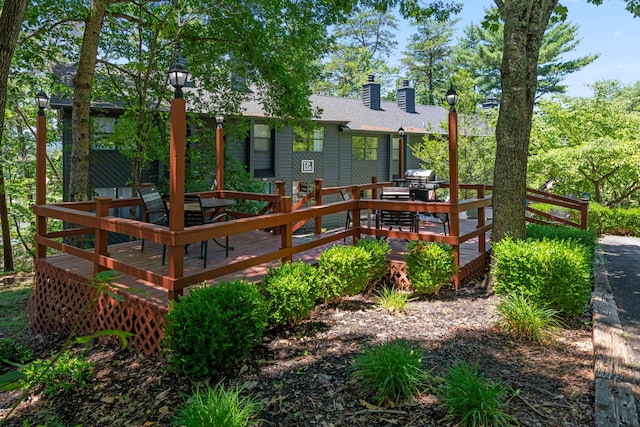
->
[0,284,594,426]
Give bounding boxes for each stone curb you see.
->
[592,245,639,427]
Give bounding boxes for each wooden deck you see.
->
[44,217,490,310]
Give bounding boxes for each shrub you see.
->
[589,203,640,236]
[0,338,32,365]
[260,261,319,327]
[404,241,455,295]
[20,350,93,396]
[526,223,597,268]
[438,360,516,427]
[492,237,592,316]
[374,287,414,313]
[162,280,268,376]
[355,237,390,286]
[496,292,563,345]
[350,339,430,405]
[173,382,261,427]
[317,245,371,303]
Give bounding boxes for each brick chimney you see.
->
[362,74,381,110]
[397,79,415,113]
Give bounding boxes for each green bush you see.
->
[350,339,430,405]
[492,237,592,316]
[526,223,597,268]
[404,241,455,295]
[438,360,516,426]
[496,292,563,345]
[20,350,93,396]
[317,245,372,303]
[260,261,319,327]
[0,338,32,365]
[355,237,390,286]
[589,203,640,236]
[173,382,261,427]
[162,280,267,376]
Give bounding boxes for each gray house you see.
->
[51,71,449,204]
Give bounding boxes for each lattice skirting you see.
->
[27,260,167,357]
[386,253,490,291]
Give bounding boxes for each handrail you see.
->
[33,180,587,301]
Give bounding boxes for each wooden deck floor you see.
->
[44,218,490,309]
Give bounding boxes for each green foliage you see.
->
[355,237,390,285]
[492,238,592,316]
[526,223,597,265]
[317,245,372,303]
[20,350,93,396]
[350,339,430,405]
[588,203,640,236]
[438,360,516,427]
[404,241,455,295]
[0,338,32,365]
[373,287,414,313]
[496,293,563,345]
[260,261,319,327]
[173,382,261,427]
[162,280,268,376]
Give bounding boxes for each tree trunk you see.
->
[0,0,29,271]
[69,0,108,202]
[492,0,557,241]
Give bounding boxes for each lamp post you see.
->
[35,91,49,260]
[398,126,405,182]
[215,113,224,191]
[446,84,459,206]
[167,60,190,298]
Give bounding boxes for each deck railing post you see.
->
[580,195,589,230]
[477,185,486,254]
[272,181,285,235]
[352,189,361,245]
[94,197,111,274]
[314,179,323,235]
[371,176,378,200]
[280,196,293,263]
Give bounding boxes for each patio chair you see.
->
[183,195,229,268]
[138,184,167,264]
[377,190,418,233]
[340,189,376,232]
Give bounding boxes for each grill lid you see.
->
[404,169,434,180]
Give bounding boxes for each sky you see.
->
[394,0,640,97]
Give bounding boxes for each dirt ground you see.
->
[0,284,594,426]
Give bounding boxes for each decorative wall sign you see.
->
[301,160,314,173]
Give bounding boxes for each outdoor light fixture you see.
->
[446,84,458,110]
[398,126,405,179]
[35,90,49,114]
[215,112,224,128]
[398,126,404,136]
[168,61,189,98]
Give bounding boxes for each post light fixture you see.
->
[215,112,224,128]
[446,84,458,110]
[35,90,49,114]
[398,126,405,180]
[168,61,189,98]
[215,112,225,191]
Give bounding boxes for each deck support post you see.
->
[168,95,186,300]
[94,197,111,274]
[280,196,292,263]
[314,179,323,235]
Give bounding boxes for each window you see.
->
[391,137,400,161]
[293,126,324,152]
[352,136,378,160]
[254,124,271,152]
[91,117,117,150]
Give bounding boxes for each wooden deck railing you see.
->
[33,180,588,302]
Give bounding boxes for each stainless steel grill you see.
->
[404,169,445,201]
